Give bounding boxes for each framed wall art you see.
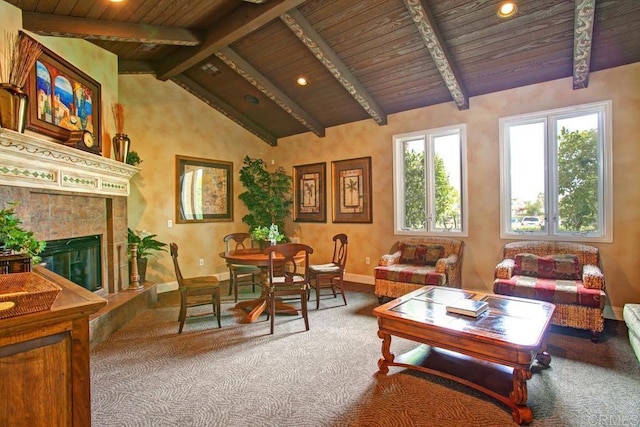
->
[25,37,102,154]
[175,155,233,223]
[331,156,372,223]
[293,162,326,222]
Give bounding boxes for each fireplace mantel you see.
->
[0,128,138,196]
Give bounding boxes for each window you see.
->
[393,124,467,236]
[499,100,612,242]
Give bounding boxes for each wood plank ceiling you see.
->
[8,0,640,146]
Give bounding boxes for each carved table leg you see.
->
[377,331,394,374]
[510,368,533,424]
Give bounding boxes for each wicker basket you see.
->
[0,272,62,319]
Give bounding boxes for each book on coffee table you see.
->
[446,299,489,317]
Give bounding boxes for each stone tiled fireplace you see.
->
[0,128,138,297]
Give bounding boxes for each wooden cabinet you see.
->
[0,266,106,426]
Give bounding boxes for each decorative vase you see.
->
[112,133,130,162]
[0,83,28,133]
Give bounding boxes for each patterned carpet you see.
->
[90,286,640,427]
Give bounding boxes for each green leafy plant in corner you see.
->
[127,228,167,259]
[0,202,46,263]
[239,156,293,237]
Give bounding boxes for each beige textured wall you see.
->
[273,63,640,319]
[119,74,268,284]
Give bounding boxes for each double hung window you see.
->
[499,101,612,242]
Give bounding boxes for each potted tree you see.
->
[239,156,293,238]
[0,203,46,265]
[127,228,168,282]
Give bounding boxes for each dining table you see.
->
[219,248,303,323]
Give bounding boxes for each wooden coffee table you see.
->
[374,286,555,424]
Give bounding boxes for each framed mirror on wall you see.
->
[175,155,233,223]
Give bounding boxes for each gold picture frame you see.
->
[293,162,326,222]
[331,156,372,223]
[175,155,233,223]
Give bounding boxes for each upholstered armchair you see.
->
[493,240,606,342]
[374,237,464,303]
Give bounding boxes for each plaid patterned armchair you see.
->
[374,237,464,303]
[493,240,606,342]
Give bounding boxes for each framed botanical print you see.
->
[293,162,326,222]
[25,36,102,155]
[175,155,233,223]
[331,156,372,223]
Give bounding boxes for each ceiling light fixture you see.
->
[497,1,517,18]
[109,0,124,3]
[296,77,308,86]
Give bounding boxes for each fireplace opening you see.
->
[40,235,102,292]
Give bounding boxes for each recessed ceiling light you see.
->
[296,77,308,86]
[497,1,517,18]
[110,0,124,3]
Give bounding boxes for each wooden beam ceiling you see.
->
[215,47,325,138]
[403,0,469,110]
[280,9,387,126]
[155,0,307,80]
[22,12,201,46]
[572,0,595,89]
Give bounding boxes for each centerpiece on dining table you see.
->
[250,224,285,251]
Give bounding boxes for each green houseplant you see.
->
[0,202,46,263]
[250,224,285,250]
[127,228,167,282]
[239,156,293,238]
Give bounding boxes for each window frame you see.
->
[498,100,613,242]
[392,124,468,237]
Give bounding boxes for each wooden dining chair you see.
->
[308,234,348,309]
[223,232,261,302]
[170,243,221,333]
[264,243,314,334]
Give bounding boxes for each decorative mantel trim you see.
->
[0,129,139,196]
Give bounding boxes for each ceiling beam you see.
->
[403,0,469,110]
[172,74,277,146]
[572,0,596,89]
[21,12,200,46]
[281,9,387,126]
[118,60,156,74]
[155,0,306,80]
[216,47,326,138]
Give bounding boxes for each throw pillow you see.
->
[400,244,444,266]
[513,253,581,280]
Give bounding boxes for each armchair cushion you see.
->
[399,243,444,266]
[513,253,581,280]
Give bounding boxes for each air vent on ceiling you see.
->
[135,43,160,53]
[201,62,222,77]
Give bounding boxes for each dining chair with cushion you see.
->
[264,243,314,334]
[308,233,348,309]
[170,243,221,334]
[223,232,261,302]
